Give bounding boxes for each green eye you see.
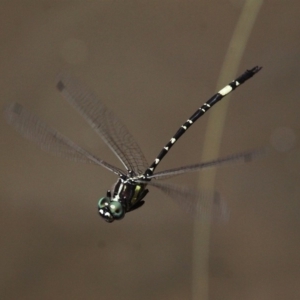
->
[109,201,124,220]
[98,197,110,209]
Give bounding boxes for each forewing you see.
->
[4,102,124,176]
[56,72,148,175]
[148,148,265,180]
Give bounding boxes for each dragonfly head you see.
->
[98,197,125,223]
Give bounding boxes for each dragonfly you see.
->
[4,66,262,223]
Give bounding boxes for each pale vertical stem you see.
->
[191,1,264,299]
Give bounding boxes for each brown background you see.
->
[1,1,300,299]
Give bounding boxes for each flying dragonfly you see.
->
[4,66,262,223]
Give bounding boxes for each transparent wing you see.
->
[4,102,125,176]
[140,180,229,222]
[56,72,148,175]
[148,148,265,180]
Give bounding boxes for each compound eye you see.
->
[98,197,110,209]
[109,201,125,220]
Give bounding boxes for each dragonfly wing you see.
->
[4,102,125,176]
[142,180,229,222]
[148,148,265,180]
[56,72,148,175]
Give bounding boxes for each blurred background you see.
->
[1,1,300,299]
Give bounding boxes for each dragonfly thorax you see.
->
[98,178,149,223]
